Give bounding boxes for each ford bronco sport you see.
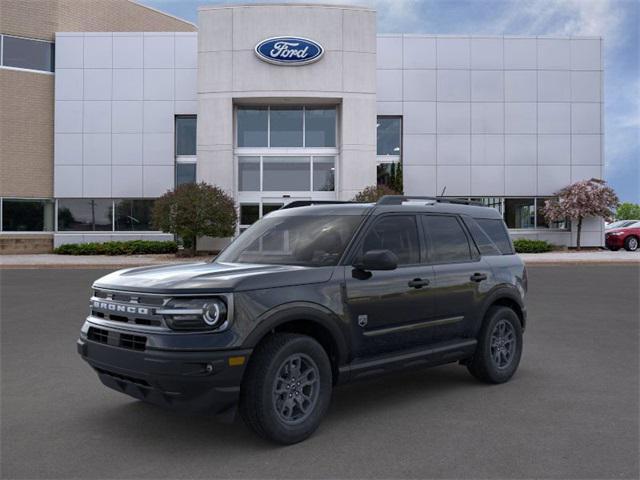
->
[78,196,527,444]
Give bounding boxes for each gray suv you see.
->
[78,196,527,444]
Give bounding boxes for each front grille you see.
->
[90,289,168,329]
[87,327,108,344]
[119,333,146,351]
[86,326,147,351]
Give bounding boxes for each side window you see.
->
[476,218,514,254]
[360,215,420,265]
[423,215,472,263]
[463,217,502,256]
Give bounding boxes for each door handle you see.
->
[470,272,488,282]
[408,278,430,289]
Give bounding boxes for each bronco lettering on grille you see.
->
[92,300,149,315]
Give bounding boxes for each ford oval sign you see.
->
[255,37,324,66]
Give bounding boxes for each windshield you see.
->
[216,215,364,267]
[607,220,636,229]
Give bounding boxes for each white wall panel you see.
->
[538,70,570,101]
[403,134,436,165]
[505,135,537,165]
[56,69,83,100]
[144,69,174,100]
[403,165,436,195]
[437,135,470,164]
[437,165,470,196]
[143,101,174,133]
[55,35,84,68]
[470,38,503,69]
[83,133,111,165]
[112,101,143,133]
[571,71,601,102]
[471,165,504,195]
[402,36,436,69]
[112,69,143,100]
[538,165,570,195]
[113,35,143,68]
[55,101,83,133]
[471,135,504,165]
[505,71,536,101]
[403,70,436,101]
[376,70,403,102]
[403,102,436,134]
[143,165,174,197]
[538,103,570,134]
[504,38,536,69]
[112,166,143,197]
[83,165,111,197]
[505,165,536,195]
[571,39,602,70]
[55,134,83,165]
[83,69,111,101]
[505,103,536,134]
[471,70,503,101]
[143,133,174,165]
[436,38,470,69]
[143,35,174,68]
[83,36,112,69]
[571,103,601,134]
[437,103,470,134]
[55,165,83,197]
[437,70,470,101]
[83,101,111,133]
[112,134,143,165]
[538,135,570,165]
[537,39,570,69]
[471,103,503,134]
[571,135,601,165]
[377,36,403,69]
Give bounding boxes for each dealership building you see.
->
[0,1,605,252]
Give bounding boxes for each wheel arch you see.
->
[243,303,350,383]
[480,288,526,331]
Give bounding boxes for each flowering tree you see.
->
[352,184,401,203]
[543,179,619,250]
[152,182,237,256]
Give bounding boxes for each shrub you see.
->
[513,239,554,254]
[152,182,237,256]
[54,240,178,255]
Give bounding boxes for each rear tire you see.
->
[624,236,638,251]
[239,333,332,444]
[467,306,523,384]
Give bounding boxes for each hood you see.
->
[93,261,335,294]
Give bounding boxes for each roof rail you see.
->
[280,200,358,210]
[376,195,480,206]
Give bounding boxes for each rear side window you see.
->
[463,217,502,256]
[360,215,420,265]
[475,218,514,254]
[422,215,471,263]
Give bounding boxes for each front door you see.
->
[344,214,436,357]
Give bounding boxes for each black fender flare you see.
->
[242,302,351,366]
[476,286,526,333]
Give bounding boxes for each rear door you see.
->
[344,214,436,357]
[421,214,493,341]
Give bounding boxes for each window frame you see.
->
[0,34,55,75]
[235,105,338,149]
[420,213,480,265]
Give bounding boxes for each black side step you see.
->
[338,338,477,384]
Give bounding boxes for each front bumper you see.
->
[605,235,624,248]
[77,331,251,415]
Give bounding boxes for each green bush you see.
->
[54,240,177,255]
[513,238,554,254]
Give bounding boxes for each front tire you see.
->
[624,236,638,251]
[467,306,523,384]
[239,333,332,444]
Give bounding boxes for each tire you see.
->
[239,333,332,444]
[467,306,523,384]
[624,236,639,252]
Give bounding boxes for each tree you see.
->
[543,178,619,250]
[352,184,401,203]
[616,202,640,220]
[152,182,237,256]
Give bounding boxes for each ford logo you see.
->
[255,36,324,66]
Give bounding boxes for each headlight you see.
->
[609,231,624,236]
[158,298,228,331]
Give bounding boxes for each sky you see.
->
[141,0,639,203]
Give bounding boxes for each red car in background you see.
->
[605,221,640,251]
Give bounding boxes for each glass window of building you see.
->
[240,204,259,226]
[470,197,502,213]
[504,198,535,229]
[114,199,155,231]
[1,198,54,231]
[263,156,310,191]
[1,35,54,72]
[313,157,335,191]
[57,199,112,231]
[269,107,304,147]
[377,117,402,156]
[238,156,260,191]
[262,203,283,216]
[377,161,403,191]
[237,107,268,147]
[175,115,196,156]
[536,197,568,229]
[305,108,336,147]
[176,163,196,187]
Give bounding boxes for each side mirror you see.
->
[354,249,398,271]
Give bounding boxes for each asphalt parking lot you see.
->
[1,266,638,479]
